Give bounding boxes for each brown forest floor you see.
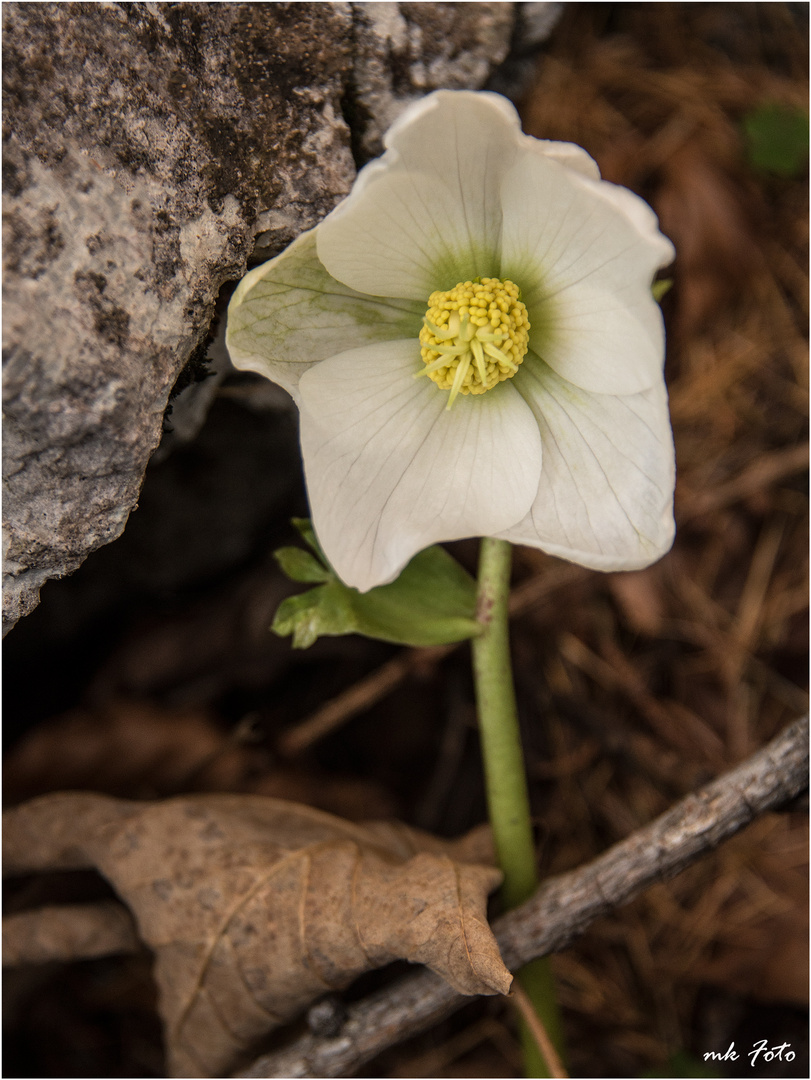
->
[3,4,808,1078]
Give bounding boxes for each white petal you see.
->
[298,339,542,590]
[534,140,601,179]
[498,354,675,570]
[500,153,674,395]
[226,230,423,399]
[316,91,530,299]
[383,89,519,149]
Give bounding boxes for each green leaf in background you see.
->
[272,522,481,648]
[743,102,809,178]
[641,1049,722,1078]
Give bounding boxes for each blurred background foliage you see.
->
[4,4,808,1077]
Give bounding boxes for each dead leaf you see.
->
[3,792,511,1078]
[2,901,140,967]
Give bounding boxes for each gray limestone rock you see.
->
[351,2,516,158]
[2,2,548,635]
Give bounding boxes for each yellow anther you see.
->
[417,278,529,408]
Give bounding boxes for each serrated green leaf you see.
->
[271,525,481,648]
[348,544,480,646]
[291,517,328,563]
[743,102,809,178]
[274,546,332,584]
[272,582,357,648]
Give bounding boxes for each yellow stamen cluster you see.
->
[417,278,530,409]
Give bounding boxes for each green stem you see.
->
[471,538,536,907]
[471,537,565,1077]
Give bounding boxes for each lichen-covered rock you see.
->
[352,2,516,158]
[2,2,355,634]
[2,2,522,634]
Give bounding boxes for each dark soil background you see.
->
[4,4,808,1078]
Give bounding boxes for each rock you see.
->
[1,1,354,635]
[351,2,516,158]
[2,2,524,635]
[487,2,566,101]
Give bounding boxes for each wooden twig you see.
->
[278,646,454,756]
[237,715,808,1079]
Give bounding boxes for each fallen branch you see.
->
[237,715,808,1079]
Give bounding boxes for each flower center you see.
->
[417,278,530,410]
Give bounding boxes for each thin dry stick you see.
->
[678,441,809,521]
[279,565,586,757]
[278,645,454,756]
[237,714,808,1079]
[510,983,569,1079]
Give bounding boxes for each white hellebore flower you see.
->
[227,91,676,592]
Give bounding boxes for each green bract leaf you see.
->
[743,102,809,178]
[272,525,481,648]
[273,582,358,649]
[651,278,673,303]
[346,544,481,646]
[291,517,328,562]
[274,547,332,584]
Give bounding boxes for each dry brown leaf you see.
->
[3,792,511,1078]
[2,901,140,967]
